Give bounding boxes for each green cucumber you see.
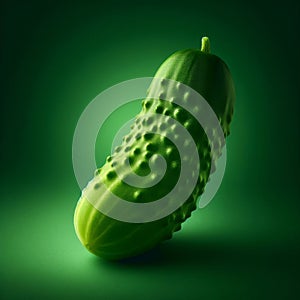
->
[74,37,235,260]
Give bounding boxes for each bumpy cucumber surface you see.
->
[74,37,235,260]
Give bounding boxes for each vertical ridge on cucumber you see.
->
[74,36,235,260]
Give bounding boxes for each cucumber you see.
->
[74,37,235,260]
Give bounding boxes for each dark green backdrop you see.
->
[1,0,299,299]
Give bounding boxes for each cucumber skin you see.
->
[74,48,235,260]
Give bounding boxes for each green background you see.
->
[1,0,299,299]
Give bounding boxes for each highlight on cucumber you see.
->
[72,36,235,260]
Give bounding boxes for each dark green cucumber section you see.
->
[153,39,235,136]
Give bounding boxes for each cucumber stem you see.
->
[201,37,210,53]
